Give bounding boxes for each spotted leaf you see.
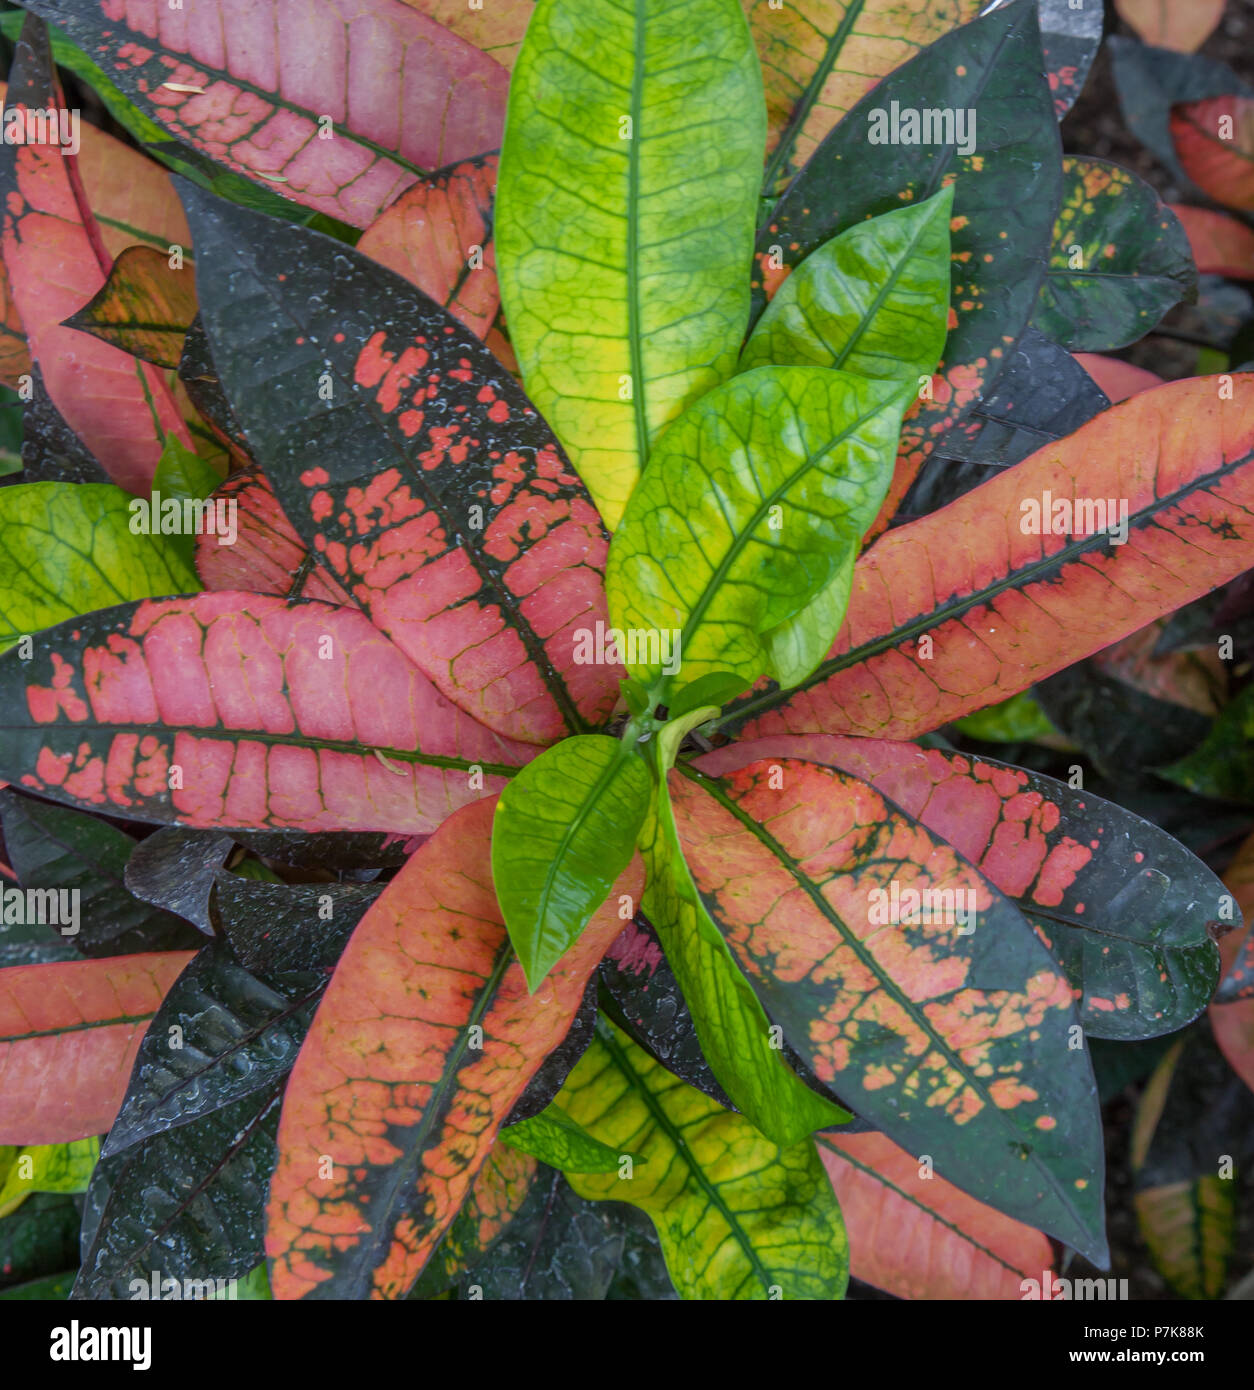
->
[0,951,194,1144]
[746,0,982,199]
[17,0,510,228]
[751,1,1062,533]
[181,183,619,746]
[496,0,766,528]
[702,735,1223,1039]
[724,376,1254,744]
[1033,158,1195,352]
[265,797,642,1299]
[194,468,352,608]
[670,757,1108,1262]
[0,592,533,834]
[357,153,513,366]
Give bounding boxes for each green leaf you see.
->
[1033,157,1196,352]
[500,1105,638,1173]
[0,1195,80,1292]
[1159,684,1254,803]
[496,0,767,527]
[606,367,906,700]
[740,187,953,382]
[0,482,198,652]
[0,1139,98,1217]
[492,735,652,991]
[149,433,227,568]
[952,690,1060,743]
[640,721,848,1146]
[559,1020,848,1300]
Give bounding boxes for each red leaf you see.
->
[357,154,514,368]
[0,951,195,1143]
[21,0,510,228]
[194,468,354,607]
[0,28,191,492]
[819,1131,1053,1299]
[1171,96,1254,212]
[0,592,534,833]
[266,797,643,1299]
[730,376,1254,742]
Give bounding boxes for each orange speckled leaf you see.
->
[745,0,980,197]
[1170,203,1254,279]
[265,797,642,1299]
[0,592,534,834]
[194,467,354,608]
[19,0,510,229]
[702,735,1222,1039]
[184,183,620,746]
[726,376,1254,743]
[1211,831,1254,1095]
[818,1131,1053,1299]
[1171,96,1254,212]
[0,21,191,493]
[1073,353,1162,402]
[357,154,514,368]
[0,951,194,1143]
[419,1141,537,1288]
[670,758,1108,1262]
[1115,0,1226,54]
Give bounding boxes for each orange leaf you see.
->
[1115,0,1226,53]
[730,375,1254,742]
[265,797,642,1299]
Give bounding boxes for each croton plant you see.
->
[0,0,1252,1305]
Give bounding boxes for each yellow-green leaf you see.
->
[559,1020,848,1300]
[497,0,767,526]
